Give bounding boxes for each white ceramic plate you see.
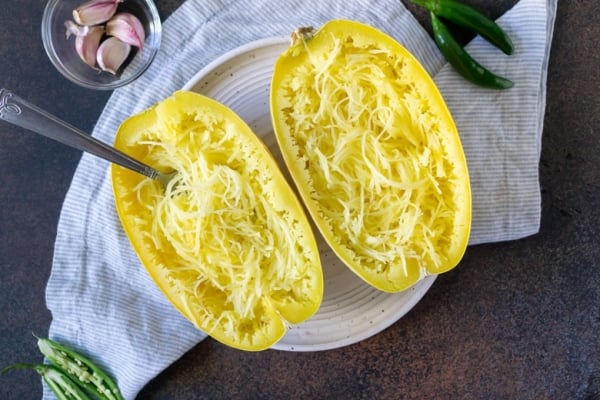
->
[183,37,436,352]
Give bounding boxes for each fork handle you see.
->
[0,88,158,179]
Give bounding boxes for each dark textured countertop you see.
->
[1,1,598,399]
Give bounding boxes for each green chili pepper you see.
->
[1,363,91,400]
[430,12,513,89]
[412,0,513,54]
[37,338,125,400]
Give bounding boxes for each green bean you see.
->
[430,12,513,89]
[1,363,91,400]
[412,0,513,54]
[37,338,125,400]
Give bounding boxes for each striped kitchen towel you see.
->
[44,0,557,398]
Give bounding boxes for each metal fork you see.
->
[0,88,177,188]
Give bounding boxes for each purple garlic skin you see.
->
[72,0,123,26]
[106,13,145,50]
[74,25,105,69]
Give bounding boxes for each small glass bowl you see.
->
[41,0,162,90]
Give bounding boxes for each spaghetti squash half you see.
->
[112,91,323,351]
[270,20,471,292]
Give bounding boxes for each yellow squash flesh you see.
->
[270,20,471,292]
[112,91,323,351]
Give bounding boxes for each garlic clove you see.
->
[74,25,105,69]
[96,36,131,74]
[73,0,122,26]
[64,20,89,39]
[106,13,145,50]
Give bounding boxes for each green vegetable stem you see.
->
[37,337,125,400]
[1,363,91,400]
[411,0,513,54]
[430,12,513,89]
[409,0,514,89]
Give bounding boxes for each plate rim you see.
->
[182,36,289,92]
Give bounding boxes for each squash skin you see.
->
[111,91,323,351]
[270,20,471,292]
